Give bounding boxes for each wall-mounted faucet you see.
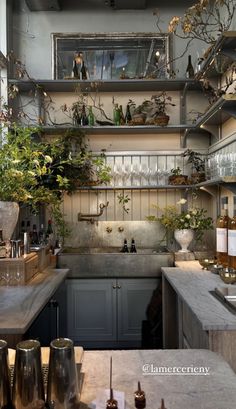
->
[78,202,109,223]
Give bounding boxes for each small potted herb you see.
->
[182,149,206,183]
[168,167,188,185]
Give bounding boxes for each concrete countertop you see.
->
[162,261,236,330]
[80,349,236,409]
[0,268,69,334]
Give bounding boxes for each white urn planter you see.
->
[0,201,19,241]
[174,229,194,253]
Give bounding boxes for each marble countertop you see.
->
[162,261,236,330]
[79,349,236,409]
[0,268,68,334]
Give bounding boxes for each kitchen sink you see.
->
[57,246,174,278]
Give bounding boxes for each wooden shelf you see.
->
[75,184,196,190]
[8,78,201,93]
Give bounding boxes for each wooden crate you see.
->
[0,253,39,285]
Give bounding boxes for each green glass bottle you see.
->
[113,103,121,126]
[88,106,95,126]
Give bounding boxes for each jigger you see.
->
[12,339,45,409]
[46,338,80,409]
[0,340,11,409]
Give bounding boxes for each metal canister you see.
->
[0,340,11,409]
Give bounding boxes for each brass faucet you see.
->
[78,202,109,223]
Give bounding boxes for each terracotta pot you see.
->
[131,114,146,125]
[168,175,189,185]
[155,114,170,127]
[189,172,206,184]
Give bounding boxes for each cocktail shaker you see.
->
[0,339,11,409]
[46,338,80,409]
[12,339,45,409]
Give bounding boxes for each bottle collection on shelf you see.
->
[216,196,236,269]
[121,238,137,253]
[0,219,57,259]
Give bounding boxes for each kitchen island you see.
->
[79,349,236,409]
[162,261,236,372]
[0,268,69,347]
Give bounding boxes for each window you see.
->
[52,32,171,80]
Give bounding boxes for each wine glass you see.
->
[14,267,22,285]
[3,267,11,286]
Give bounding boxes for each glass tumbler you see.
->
[0,339,11,409]
[46,338,80,409]
[12,339,45,409]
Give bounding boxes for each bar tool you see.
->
[159,398,167,409]
[12,339,45,409]
[0,339,12,409]
[106,357,118,409]
[134,381,146,409]
[10,240,22,258]
[46,338,80,409]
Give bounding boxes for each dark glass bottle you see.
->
[72,59,79,78]
[130,238,137,253]
[31,224,39,245]
[121,239,129,253]
[119,105,125,125]
[46,219,53,243]
[81,105,88,126]
[125,104,132,124]
[80,61,87,80]
[186,55,194,79]
[38,224,46,245]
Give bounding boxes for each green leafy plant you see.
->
[117,193,131,214]
[182,149,205,173]
[147,199,213,241]
[170,167,182,176]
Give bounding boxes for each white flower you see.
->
[185,214,191,219]
[44,155,53,164]
[33,159,39,166]
[177,198,187,205]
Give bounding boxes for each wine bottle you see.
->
[46,219,53,244]
[186,55,194,79]
[130,238,137,253]
[0,229,6,258]
[38,223,46,245]
[228,196,236,269]
[125,104,132,124]
[31,224,39,245]
[80,61,87,80]
[216,197,229,267]
[72,59,79,78]
[121,239,129,253]
[88,106,95,126]
[81,104,88,126]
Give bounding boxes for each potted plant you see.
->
[147,199,213,250]
[168,167,188,185]
[0,125,111,241]
[182,149,206,183]
[146,92,176,126]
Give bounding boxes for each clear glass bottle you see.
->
[186,55,194,79]
[216,197,229,267]
[0,229,6,258]
[119,105,125,125]
[228,196,236,269]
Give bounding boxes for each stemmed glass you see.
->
[140,163,150,186]
[14,267,22,285]
[130,163,141,187]
[2,267,11,286]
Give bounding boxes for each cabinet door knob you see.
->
[117,284,121,289]
[112,284,117,289]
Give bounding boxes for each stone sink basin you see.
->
[57,246,174,278]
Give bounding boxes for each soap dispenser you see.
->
[130,238,137,253]
[121,239,129,253]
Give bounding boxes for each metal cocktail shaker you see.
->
[12,339,45,409]
[46,338,80,409]
[0,339,11,409]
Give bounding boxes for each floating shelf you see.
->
[8,78,201,93]
[41,124,197,135]
[195,95,236,127]
[75,184,196,190]
[197,31,236,78]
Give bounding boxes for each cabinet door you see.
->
[117,278,159,342]
[67,279,116,342]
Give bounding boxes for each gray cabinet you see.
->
[67,277,158,348]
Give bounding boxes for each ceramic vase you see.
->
[174,229,194,252]
[0,201,19,241]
